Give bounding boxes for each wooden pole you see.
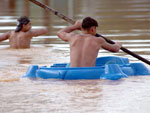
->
[29,0,150,65]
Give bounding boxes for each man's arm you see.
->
[98,37,122,52]
[0,32,10,42]
[57,21,81,41]
[30,28,48,37]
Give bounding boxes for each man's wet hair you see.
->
[82,17,98,30]
[15,16,30,32]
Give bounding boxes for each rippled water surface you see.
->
[0,0,150,113]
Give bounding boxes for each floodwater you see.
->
[0,0,150,113]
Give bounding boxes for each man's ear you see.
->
[90,27,95,33]
[90,26,96,35]
[22,24,25,29]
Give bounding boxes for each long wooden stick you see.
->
[29,0,150,65]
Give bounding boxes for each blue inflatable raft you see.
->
[23,56,150,80]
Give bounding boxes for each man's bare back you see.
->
[0,16,48,49]
[57,17,122,67]
[8,31,32,48]
[69,34,101,67]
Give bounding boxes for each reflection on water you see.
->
[0,0,150,113]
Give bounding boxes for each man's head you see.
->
[82,17,98,35]
[15,16,31,32]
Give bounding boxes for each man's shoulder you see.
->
[10,31,31,38]
[6,31,13,34]
[67,32,80,39]
[4,31,13,37]
[9,31,19,35]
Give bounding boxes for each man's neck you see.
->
[21,29,29,32]
[82,30,95,36]
[82,30,90,34]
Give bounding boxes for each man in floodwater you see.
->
[0,16,48,49]
[57,17,122,67]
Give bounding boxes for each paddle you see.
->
[29,0,150,65]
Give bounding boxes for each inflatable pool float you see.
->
[23,56,150,80]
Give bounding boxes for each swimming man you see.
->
[0,16,48,49]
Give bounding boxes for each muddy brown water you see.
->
[0,0,150,113]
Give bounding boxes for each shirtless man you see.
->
[57,17,122,67]
[0,16,48,49]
